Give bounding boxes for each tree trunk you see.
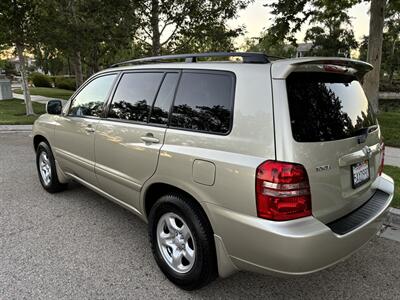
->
[363,0,385,113]
[388,39,396,85]
[151,0,161,56]
[73,51,84,88]
[67,57,71,76]
[16,43,34,116]
[69,0,84,87]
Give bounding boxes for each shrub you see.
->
[380,80,400,93]
[29,72,52,88]
[55,77,76,91]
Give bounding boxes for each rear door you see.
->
[271,59,384,223]
[94,71,179,209]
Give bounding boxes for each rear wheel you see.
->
[36,141,67,193]
[148,194,217,290]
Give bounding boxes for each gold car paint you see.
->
[94,120,167,209]
[32,58,394,279]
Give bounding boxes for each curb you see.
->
[388,207,400,227]
[0,125,32,132]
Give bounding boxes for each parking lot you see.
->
[1,132,400,299]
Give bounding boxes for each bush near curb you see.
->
[55,77,76,91]
[29,72,52,88]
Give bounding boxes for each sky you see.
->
[229,0,371,48]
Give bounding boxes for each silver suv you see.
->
[33,52,394,290]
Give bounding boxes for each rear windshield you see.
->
[286,72,377,142]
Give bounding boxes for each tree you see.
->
[267,1,358,42]
[382,0,400,85]
[267,0,359,56]
[37,0,139,87]
[0,60,18,77]
[0,0,38,115]
[243,33,296,58]
[363,0,385,112]
[135,0,251,55]
[304,13,358,57]
[359,1,399,88]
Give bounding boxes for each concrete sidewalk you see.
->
[12,92,63,104]
[0,125,32,132]
[386,146,400,168]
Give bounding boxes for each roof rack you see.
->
[110,52,270,68]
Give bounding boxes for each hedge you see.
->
[29,72,52,88]
[55,77,76,91]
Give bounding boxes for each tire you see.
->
[148,194,217,290]
[36,141,67,193]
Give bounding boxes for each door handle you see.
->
[140,134,159,144]
[85,126,95,133]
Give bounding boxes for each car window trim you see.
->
[66,71,120,118]
[149,71,181,126]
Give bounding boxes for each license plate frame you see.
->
[351,160,370,189]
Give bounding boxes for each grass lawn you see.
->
[0,99,46,125]
[378,99,400,148]
[14,87,74,100]
[384,165,400,208]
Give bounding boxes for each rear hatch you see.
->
[271,58,384,223]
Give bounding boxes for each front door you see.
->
[53,73,118,185]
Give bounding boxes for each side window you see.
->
[69,74,117,117]
[170,72,234,134]
[149,73,179,125]
[108,72,164,122]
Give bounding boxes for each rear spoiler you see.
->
[271,57,373,80]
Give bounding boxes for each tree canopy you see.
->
[265,0,359,56]
[135,0,251,55]
[0,0,251,89]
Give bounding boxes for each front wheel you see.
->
[148,194,217,290]
[36,141,67,193]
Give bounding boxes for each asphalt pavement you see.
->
[1,132,399,299]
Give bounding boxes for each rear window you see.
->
[286,72,377,142]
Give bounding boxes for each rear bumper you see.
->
[208,174,394,277]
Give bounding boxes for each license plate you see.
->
[351,160,370,188]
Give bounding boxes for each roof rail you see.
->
[110,52,270,68]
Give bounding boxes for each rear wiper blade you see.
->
[356,125,378,144]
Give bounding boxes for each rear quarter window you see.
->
[286,72,376,142]
[170,71,235,134]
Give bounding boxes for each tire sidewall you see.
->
[36,142,58,190]
[149,195,213,289]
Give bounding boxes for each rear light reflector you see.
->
[256,161,312,221]
[378,142,385,175]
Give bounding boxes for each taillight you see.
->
[256,161,312,221]
[378,142,385,175]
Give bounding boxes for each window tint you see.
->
[149,73,179,125]
[108,72,164,122]
[287,72,376,142]
[170,72,234,134]
[69,74,117,117]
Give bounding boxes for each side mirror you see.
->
[46,99,62,115]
